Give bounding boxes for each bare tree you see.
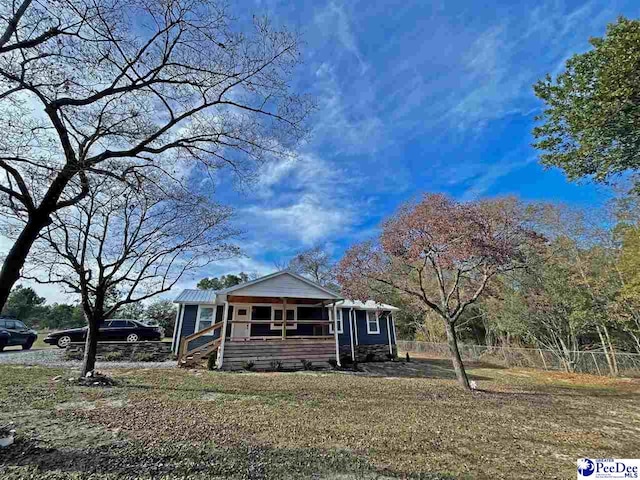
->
[0,0,313,311]
[287,246,336,288]
[337,194,543,390]
[26,175,238,376]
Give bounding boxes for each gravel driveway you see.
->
[0,348,176,369]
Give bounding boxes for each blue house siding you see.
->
[337,308,351,346]
[353,310,395,346]
[176,304,396,353]
[180,304,222,351]
[180,305,198,337]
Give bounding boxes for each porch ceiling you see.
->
[227,295,335,305]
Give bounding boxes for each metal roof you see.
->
[336,299,399,311]
[174,289,217,304]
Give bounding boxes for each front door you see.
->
[231,305,251,340]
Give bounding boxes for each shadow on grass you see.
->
[0,438,455,480]
[359,358,493,381]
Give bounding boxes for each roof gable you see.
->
[218,270,341,299]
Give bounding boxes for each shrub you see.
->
[300,359,313,370]
[103,351,123,362]
[242,361,255,371]
[365,353,376,362]
[207,353,217,370]
[386,353,396,361]
[269,360,283,371]
[132,352,155,362]
[327,359,337,369]
[340,354,353,365]
[64,350,83,361]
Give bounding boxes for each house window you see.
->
[271,307,297,330]
[366,311,380,334]
[196,306,216,335]
[251,306,271,320]
[328,308,343,334]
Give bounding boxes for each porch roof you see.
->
[216,270,342,300]
[336,299,399,311]
[174,289,216,304]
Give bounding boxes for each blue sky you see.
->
[13,0,640,303]
[205,0,638,278]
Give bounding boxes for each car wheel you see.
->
[57,335,72,349]
[126,333,139,343]
[22,340,33,350]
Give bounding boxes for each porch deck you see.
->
[221,338,335,370]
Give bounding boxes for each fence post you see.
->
[538,348,548,370]
[591,352,602,376]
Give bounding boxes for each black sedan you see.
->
[0,318,37,351]
[44,319,162,348]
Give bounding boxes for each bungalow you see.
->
[171,270,399,369]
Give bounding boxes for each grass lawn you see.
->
[0,360,638,479]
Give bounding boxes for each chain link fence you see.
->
[397,340,640,376]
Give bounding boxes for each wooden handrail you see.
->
[183,320,224,342]
[182,337,222,360]
[178,320,224,360]
[228,319,331,324]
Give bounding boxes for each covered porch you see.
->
[174,271,344,368]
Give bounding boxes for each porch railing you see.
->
[177,320,224,363]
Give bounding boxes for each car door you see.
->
[104,320,128,341]
[12,320,31,345]
[97,321,113,341]
[4,320,25,345]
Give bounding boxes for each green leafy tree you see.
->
[116,302,145,320]
[146,300,177,337]
[197,273,249,290]
[533,18,640,185]
[2,285,46,321]
[485,249,591,373]
[43,304,85,330]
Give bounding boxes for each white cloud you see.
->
[314,1,368,74]
[245,193,352,245]
[311,62,386,155]
[446,0,616,130]
[460,156,538,201]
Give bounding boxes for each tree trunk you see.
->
[0,161,79,312]
[81,315,100,377]
[444,320,471,390]
[0,211,52,310]
[596,325,615,376]
[602,324,618,376]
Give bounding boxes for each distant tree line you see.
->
[197,273,252,290]
[1,285,177,336]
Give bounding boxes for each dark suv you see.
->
[0,318,37,351]
[44,319,163,348]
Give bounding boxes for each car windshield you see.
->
[14,321,26,329]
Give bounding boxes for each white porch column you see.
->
[216,301,230,369]
[386,314,393,355]
[282,297,287,340]
[171,304,181,353]
[348,308,355,362]
[333,302,341,367]
[172,304,186,354]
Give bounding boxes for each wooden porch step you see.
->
[221,339,335,370]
